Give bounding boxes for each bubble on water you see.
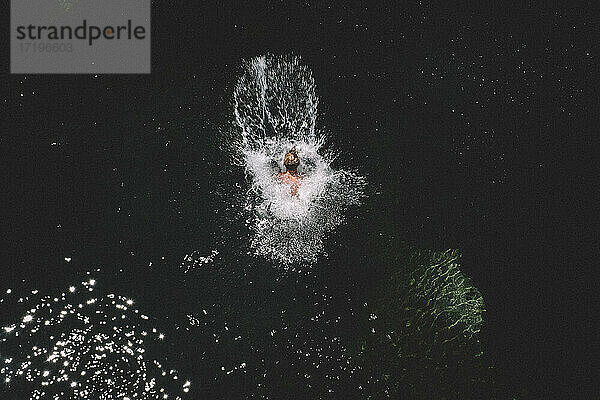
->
[0,279,190,400]
[231,55,366,266]
[181,249,219,274]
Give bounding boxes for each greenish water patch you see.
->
[347,241,502,399]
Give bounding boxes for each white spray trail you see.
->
[231,55,366,267]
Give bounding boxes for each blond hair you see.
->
[283,148,300,170]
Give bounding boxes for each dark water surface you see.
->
[2,3,596,399]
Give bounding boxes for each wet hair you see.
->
[283,148,300,171]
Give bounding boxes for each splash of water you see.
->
[231,55,366,267]
[0,279,190,400]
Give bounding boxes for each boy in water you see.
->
[278,148,301,196]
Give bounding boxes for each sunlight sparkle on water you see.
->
[0,279,190,400]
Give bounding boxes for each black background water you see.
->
[1,2,596,398]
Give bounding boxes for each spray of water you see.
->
[231,55,366,267]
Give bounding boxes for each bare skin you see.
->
[279,148,301,196]
[278,169,301,196]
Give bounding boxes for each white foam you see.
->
[231,55,366,266]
